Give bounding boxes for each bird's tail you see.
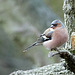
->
[23,41,40,52]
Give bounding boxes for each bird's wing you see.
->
[43,28,54,38]
[46,31,54,38]
[43,28,50,35]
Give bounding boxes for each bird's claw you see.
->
[48,49,72,58]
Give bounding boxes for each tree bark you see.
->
[63,0,75,49]
[10,62,74,75]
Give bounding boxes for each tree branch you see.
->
[10,61,74,75]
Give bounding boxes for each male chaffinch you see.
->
[24,20,68,54]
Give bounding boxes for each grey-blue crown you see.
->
[51,20,64,27]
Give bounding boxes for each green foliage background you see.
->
[0,0,63,75]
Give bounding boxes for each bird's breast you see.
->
[52,28,68,47]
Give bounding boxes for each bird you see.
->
[43,20,68,51]
[24,20,68,55]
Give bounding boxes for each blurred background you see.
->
[0,0,64,75]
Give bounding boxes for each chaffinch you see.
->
[24,20,68,54]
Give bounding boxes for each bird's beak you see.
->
[50,25,54,28]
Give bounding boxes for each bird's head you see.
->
[50,20,64,29]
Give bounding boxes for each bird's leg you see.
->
[51,48,57,51]
[48,48,70,57]
[50,48,72,58]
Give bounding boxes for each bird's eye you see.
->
[53,24,57,26]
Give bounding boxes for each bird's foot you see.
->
[48,49,72,58]
[56,49,72,58]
